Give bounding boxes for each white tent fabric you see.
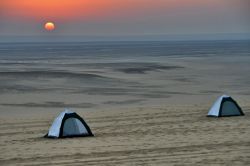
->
[207,95,244,117]
[208,95,229,116]
[47,109,93,138]
[48,109,72,137]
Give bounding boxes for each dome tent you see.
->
[207,95,244,117]
[45,109,94,138]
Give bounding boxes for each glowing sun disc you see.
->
[44,22,55,31]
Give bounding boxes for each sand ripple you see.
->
[0,107,249,165]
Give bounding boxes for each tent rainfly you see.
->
[207,95,244,117]
[45,109,94,138]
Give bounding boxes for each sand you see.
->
[1,41,250,165]
[0,104,250,166]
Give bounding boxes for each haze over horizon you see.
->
[1,0,249,42]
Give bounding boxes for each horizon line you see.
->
[1,33,250,43]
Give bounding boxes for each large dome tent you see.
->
[207,95,244,117]
[45,109,94,138]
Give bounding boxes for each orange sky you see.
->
[2,0,224,21]
[1,0,249,38]
[2,0,114,20]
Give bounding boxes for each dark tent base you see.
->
[44,133,94,139]
[207,114,245,117]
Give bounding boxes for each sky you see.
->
[0,0,250,41]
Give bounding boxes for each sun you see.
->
[44,22,55,31]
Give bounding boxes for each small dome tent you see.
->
[45,109,94,138]
[207,95,244,117]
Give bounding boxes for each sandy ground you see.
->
[1,41,250,165]
[0,104,250,166]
